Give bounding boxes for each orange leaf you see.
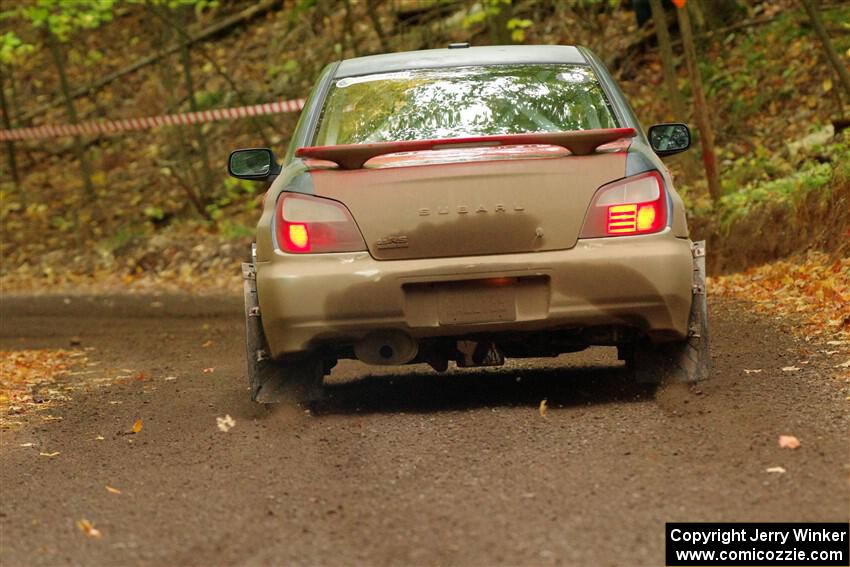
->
[77,519,102,539]
[105,486,122,494]
[131,419,143,434]
[778,435,800,449]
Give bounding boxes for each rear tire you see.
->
[631,241,710,385]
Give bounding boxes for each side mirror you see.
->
[648,123,691,156]
[228,148,280,180]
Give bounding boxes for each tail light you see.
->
[580,171,667,238]
[275,193,366,254]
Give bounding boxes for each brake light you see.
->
[580,171,666,238]
[275,193,366,254]
[286,223,310,250]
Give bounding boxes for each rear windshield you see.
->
[314,64,617,146]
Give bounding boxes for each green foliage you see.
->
[68,47,105,68]
[20,0,116,41]
[0,31,34,65]
[708,138,850,235]
[205,177,257,221]
[462,0,511,29]
[217,219,254,240]
[193,89,227,111]
[133,0,219,15]
[506,18,532,43]
[144,206,166,221]
[266,60,299,79]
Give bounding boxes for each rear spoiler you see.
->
[295,127,637,170]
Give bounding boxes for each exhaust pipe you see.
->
[355,331,418,365]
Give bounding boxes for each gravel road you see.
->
[1,294,847,566]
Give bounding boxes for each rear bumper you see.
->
[256,231,694,357]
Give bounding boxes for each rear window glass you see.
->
[314,64,617,146]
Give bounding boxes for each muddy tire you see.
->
[632,241,710,385]
[243,262,325,404]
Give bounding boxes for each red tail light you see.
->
[580,171,666,238]
[275,193,366,254]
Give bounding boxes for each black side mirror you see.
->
[648,123,691,156]
[228,148,281,180]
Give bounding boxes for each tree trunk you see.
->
[178,7,214,207]
[649,0,687,122]
[145,3,208,219]
[46,31,96,203]
[800,0,850,106]
[0,67,24,206]
[677,5,721,201]
[341,0,359,56]
[366,0,390,53]
[486,3,513,45]
[144,7,274,146]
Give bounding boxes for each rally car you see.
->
[229,44,709,403]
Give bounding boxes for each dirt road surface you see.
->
[1,294,847,566]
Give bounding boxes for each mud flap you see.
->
[680,240,710,382]
[243,262,279,401]
[243,262,325,403]
[634,240,710,384]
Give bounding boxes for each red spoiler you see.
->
[296,127,637,170]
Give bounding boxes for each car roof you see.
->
[334,45,587,78]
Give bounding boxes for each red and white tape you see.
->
[0,98,305,142]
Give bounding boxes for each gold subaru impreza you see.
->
[229,45,709,403]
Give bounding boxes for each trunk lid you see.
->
[308,145,629,260]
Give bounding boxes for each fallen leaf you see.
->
[781,366,800,372]
[95,435,105,441]
[39,451,60,457]
[164,376,177,381]
[201,340,214,348]
[19,442,34,447]
[77,519,102,539]
[131,419,143,434]
[105,486,121,494]
[778,435,800,449]
[835,359,850,368]
[217,414,236,432]
[765,466,786,474]
[203,367,215,374]
[538,399,548,418]
[743,369,763,374]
